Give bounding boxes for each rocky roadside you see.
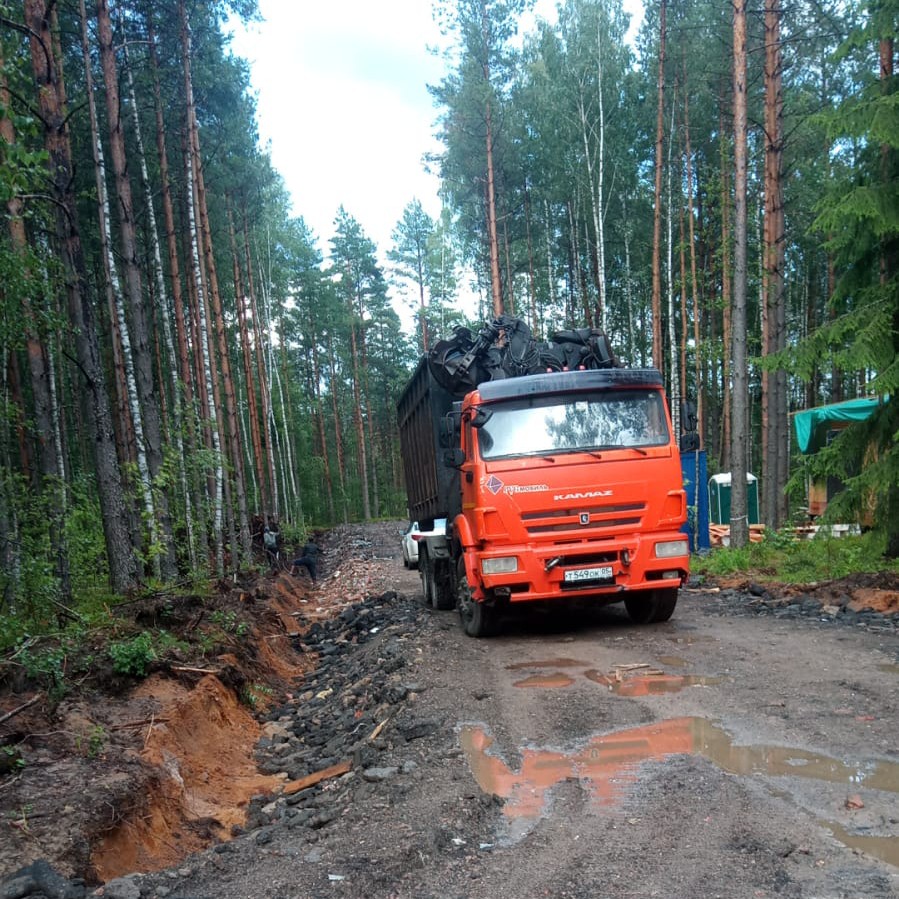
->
[695,571,899,635]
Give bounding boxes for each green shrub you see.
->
[108,632,157,677]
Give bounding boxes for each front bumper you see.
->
[474,534,688,603]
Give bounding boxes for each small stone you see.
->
[362,766,400,782]
[102,876,142,899]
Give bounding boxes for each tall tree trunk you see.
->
[82,0,153,566]
[524,184,537,332]
[228,207,266,522]
[719,100,733,471]
[348,320,371,520]
[122,17,194,569]
[1,49,70,604]
[763,0,787,530]
[96,0,177,578]
[665,86,680,434]
[730,0,750,549]
[683,68,704,446]
[327,332,349,523]
[180,1,224,574]
[184,69,251,564]
[485,92,503,317]
[25,0,138,592]
[243,212,276,521]
[650,0,667,371]
[147,15,201,568]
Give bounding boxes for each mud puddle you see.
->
[584,670,722,695]
[508,659,720,695]
[459,716,899,864]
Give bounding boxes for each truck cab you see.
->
[447,368,688,634]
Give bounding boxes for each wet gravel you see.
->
[696,578,899,634]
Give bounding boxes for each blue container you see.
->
[680,451,710,552]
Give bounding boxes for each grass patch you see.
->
[693,530,899,584]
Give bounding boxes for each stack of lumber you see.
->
[708,524,766,547]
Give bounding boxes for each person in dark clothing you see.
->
[291,540,320,582]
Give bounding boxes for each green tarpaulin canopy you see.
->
[793,397,886,454]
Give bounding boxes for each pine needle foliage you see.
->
[788,0,899,556]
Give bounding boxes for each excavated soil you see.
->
[0,524,386,884]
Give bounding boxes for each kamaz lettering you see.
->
[554,490,613,501]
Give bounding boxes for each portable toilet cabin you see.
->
[709,472,760,526]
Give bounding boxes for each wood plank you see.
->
[282,760,352,795]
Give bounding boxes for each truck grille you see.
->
[522,503,645,535]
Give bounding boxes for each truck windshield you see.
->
[477,389,670,460]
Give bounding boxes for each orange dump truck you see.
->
[397,317,690,636]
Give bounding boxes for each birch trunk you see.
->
[185,76,251,563]
[683,77,704,446]
[180,3,224,574]
[122,21,195,566]
[229,207,267,522]
[96,0,177,578]
[81,0,155,565]
[243,214,276,521]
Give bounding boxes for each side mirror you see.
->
[442,448,466,469]
[680,400,698,434]
[439,411,461,448]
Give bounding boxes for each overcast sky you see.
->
[228,0,644,265]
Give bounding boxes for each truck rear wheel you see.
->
[456,559,498,637]
[625,587,678,624]
[419,550,434,606]
[432,559,456,610]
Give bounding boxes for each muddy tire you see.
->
[419,551,433,606]
[432,560,456,611]
[457,559,498,637]
[625,587,678,624]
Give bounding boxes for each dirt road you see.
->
[4,522,899,898]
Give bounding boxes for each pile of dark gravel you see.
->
[695,580,899,634]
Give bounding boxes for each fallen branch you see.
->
[169,666,218,675]
[0,694,42,727]
[109,717,171,731]
[282,760,352,795]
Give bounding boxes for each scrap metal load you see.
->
[428,314,618,397]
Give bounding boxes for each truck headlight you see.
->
[482,556,518,575]
[655,539,688,559]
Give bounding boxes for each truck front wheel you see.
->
[624,587,678,624]
[456,559,498,637]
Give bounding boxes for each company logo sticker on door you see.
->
[486,476,504,495]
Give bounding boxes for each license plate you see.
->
[563,565,613,584]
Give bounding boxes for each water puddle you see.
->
[583,670,722,696]
[459,716,899,863]
[657,655,689,668]
[825,820,899,868]
[507,659,720,694]
[513,673,576,689]
[878,663,899,676]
